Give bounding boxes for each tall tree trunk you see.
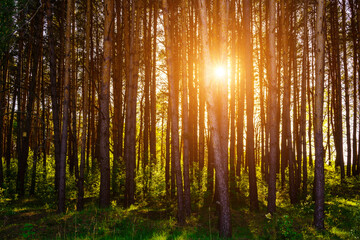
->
[0,53,7,187]
[280,0,292,191]
[330,0,345,180]
[181,0,191,217]
[150,0,158,171]
[58,0,72,213]
[301,0,309,198]
[162,0,185,224]
[342,0,351,177]
[77,0,91,211]
[349,0,357,175]
[314,0,325,230]
[124,0,140,207]
[243,0,259,211]
[17,3,43,197]
[46,0,61,192]
[112,0,123,197]
[99,0,113,208]
[229,0,236,195]
[267,0,278,214]
[165,104,171,197]
[198,0,231,236]
[143,0,151,191]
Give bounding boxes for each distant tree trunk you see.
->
[188,5,198,179]
[301,0,309,198]
[70,0,78,178]
[0,54,7,187]
[280,0,292,191]
[267,0,277,214]
[357,1,360,176]
[165,105,171,197]
[259,0,266,179]
[77,0,91,211]
[341,0,351,177]
[46,0,61,193]
[236,41,245,178]
[229,0,236,195]
[349,0,357,175]
[243,0,259,211]
[181,0,191,217]
[162,0,185,224]
[112,0,123,197]
[124,0,139,207]
[330,0,345,180]
[41,64,47,179]
[314,0,325,230]
[58,0,72,213]
[6,41,21,174]
[17,3,43,197]
[150,0,158,170]
[198,0,231,236]
[143,0,151,191]
[98,0,113,208]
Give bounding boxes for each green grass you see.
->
[0,166,359,239]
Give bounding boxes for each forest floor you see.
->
[0,167,359,239]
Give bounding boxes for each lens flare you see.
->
[214,66,226,78]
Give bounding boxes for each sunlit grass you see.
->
[1,166,359,239]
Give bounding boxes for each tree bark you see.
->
[181,0,191,218]
[198,0,231,236]
[314,0,325,230]
[58,0,72,213]
[243,0,259,212]
[267,0,277,214]
[162,0,185,224]
[124,0,140,207]
[77,0,92,211]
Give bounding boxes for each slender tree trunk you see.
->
[267,0,277,214]
[46,0,61,192]
[143,0,151,192]
[301,0,309,198]
[58,0,72,213]
[341,0,351,177]
[229,0,236,195]
[181,0,191,217]
[330,0,345,180]
[150,0,158,169]
[165,105,171,197]
[112,0,123,197]
[17,3,43,197]
[280,0,292,191]
[198,0,231,236]
[77,0,91,211]
[314,0,325,229]
[162,0,185,224]
[98,0,113,208]
[349,0,357,175]
[243,0,259,211]
[124,0,140,207]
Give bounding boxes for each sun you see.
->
[214,65,226,79]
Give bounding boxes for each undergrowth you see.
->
[0,165,359,239]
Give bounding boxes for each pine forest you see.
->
[0,0,360,238]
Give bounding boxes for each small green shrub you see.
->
[21,223,35,239]
[277,215,302,240]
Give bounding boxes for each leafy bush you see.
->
[21,223,35,239]
[276,215,302,240]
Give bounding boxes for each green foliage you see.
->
[1,162,360,239]
[21,223,35,239]
[276,215,302,239]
